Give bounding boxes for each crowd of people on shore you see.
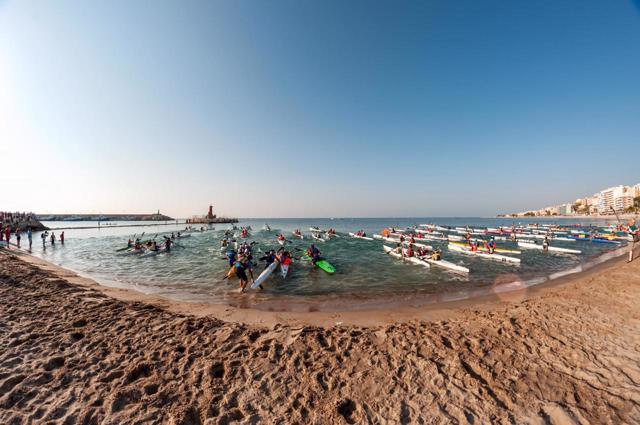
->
[0,226,64,251]
[0,211,37,227]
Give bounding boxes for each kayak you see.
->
[292,232,304,239]
[517,241,581,254]
[374,235,433,250]
[309,227,321,232]
[384,245,469,273]
[302,254,335,274]
[277,238,286,246]
[316,260,335,274]
[383,245,430,268]
[226,265,237,279]
[448,243,520,264]
[251,261,278,289]
[141,246,167,257]
[311,233,327,242]
[348,232,373,241]
[280,257,291,278]
[450,241,521,255]
[567,235,620,244]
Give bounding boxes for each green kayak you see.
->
[302,255,335,274]
[316,260,335,274]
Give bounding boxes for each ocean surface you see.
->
[26,217,628,311]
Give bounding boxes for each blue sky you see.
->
[1,0,638,217]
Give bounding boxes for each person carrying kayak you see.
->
[235,255,250,293]
[260,249,278,267]
[307,244,321,264]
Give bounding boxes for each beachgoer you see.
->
[628,219,639,262]
[4,227,10,248]
[60,231,65,245]
[50,232,56,246]
[542,236,550,252]
[15,228,21,248]
[27,228,32,250]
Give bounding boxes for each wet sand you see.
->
[1,250,639,423]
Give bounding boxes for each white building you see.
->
[599,185,635,213]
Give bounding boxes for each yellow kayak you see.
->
[451,241,521,255]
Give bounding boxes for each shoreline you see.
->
[1,247,639,422]
[7,242,636,327]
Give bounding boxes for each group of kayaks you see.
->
[116,231,189,256]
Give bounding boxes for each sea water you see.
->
[28,217,626,311]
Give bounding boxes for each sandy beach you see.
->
[1,250,639,424]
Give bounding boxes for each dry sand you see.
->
[1,250,639,424]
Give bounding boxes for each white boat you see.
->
[251,261,278,289]
[373,235,433,250]
[311,233,326,242]
[448,243,520,264]
[517,241,581,254]
[383,246,430,268]
[348,232,374,241]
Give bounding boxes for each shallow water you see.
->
[26,217,626,310]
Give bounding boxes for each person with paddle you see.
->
[307,244,321,265]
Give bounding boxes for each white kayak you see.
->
[141,247,166,257]
[309,227,321,232]
[448,243,520,264]
[251,261,278,289]
[348,232,374,241]
[276,238,286,246]
[291,232,304,239]
[373,235,433,250]
[280,262,290,278]
[311,233,327,242]
[517,241,581,254]
[383,246,430,268]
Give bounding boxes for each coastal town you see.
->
[504,182,640,217]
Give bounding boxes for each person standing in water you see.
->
[3,226,10,249]
[27,228,33,251]
[50,232,56,246]
[60,231,65,245]
[15,228,21,248]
